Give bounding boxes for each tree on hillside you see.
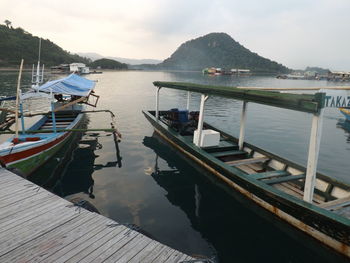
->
[4,20,12,28]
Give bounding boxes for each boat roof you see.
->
[37,74,95,97]
[153,81,325,114]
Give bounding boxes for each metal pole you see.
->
[186,91,190,111]
[51,102,57,133]
[303,109,324,203]
[156,87,161,120]
[195,94,208,146]
[238,101,248,150]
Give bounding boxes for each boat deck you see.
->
[176,122,350,219]
[0,168,195,262]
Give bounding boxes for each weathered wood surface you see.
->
[0,168,196,262]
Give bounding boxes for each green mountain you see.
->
[89,58,128,69]
[0,25,90,67]
[158,32,289,73]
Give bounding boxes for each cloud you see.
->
[0,0,349,69]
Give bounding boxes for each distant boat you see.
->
[340,108,350,121]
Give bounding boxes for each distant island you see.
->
[90,58,128,70]
[138,32,290,73]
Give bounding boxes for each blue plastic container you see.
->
[178,110,189,123]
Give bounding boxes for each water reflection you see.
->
[336,119,350,143]
[143,132,348,263]
[29,117,122,200]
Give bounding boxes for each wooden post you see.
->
[303,109,324,203]
[15,59,24,138]
[238,101,248,150]
[186,91,190,111]
[20,103,25,134]
[195,94,208,146]
[156,87,161,120]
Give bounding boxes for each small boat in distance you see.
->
[0,73,98,177]
[143,81,350,258]
[340,108,350,121]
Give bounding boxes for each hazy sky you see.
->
[1,0,349,70]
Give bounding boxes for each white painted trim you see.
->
[238,101,248,150]
[186,91,191,111]
[304,109,324,202]
[155,87,161,120]
[195,94,208,146]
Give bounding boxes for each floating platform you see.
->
[0,168,194,262]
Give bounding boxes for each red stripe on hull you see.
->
[1,132,70,165]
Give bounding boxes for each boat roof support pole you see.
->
[195,94,208,147]
[186,91,191,111]
[156,87,161,121]
[238,101,248,150]
[303,109,324,203]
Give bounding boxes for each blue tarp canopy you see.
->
[37,74,95,97]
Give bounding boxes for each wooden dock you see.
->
[0,168,196,262]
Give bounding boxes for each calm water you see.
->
[1,71,349,263]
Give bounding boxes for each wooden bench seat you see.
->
[263,174,305,185]
[211,150,247,158]
[319,196,350,210]
[225,156,269,166]
[250,170,290,180]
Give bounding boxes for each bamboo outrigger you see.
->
[143,81,350,258]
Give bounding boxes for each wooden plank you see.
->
[319,196,350,209]
[164,250,189,263]
[0,199,67,235]
[81,227,134,262]
[100,233,147,262]
[250,170,290,180]
[237,164,257,174]
[16,212,99,262]
[0,193,55,221]
[0,187,47,208]
[55,219,126,263]
[92,229,140,262]
[152,248,177,262]
[127,239,162,263]
[263,174,305,185]
[0,208,80,255]
[0,211,95,262]
[0,183,43,202]
[110,235,153,263]
[225,156,269,166]
[67,226,128,263]
[210,150,247,158]
[139,243,169,263]
[40,215,117,262]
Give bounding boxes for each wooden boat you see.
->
[143,81,350,258]
[0,73,98,177]
[340,108,350,121]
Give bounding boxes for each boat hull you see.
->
[0,113,84,177]
[143,110,350,257]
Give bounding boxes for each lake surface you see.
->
[1,71,349,262]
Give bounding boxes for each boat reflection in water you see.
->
[28,116,122,209]
[143,132,348,263]
[337,119,350,143]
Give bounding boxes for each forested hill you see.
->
[0,25,90,67]
[159,33,289,73]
